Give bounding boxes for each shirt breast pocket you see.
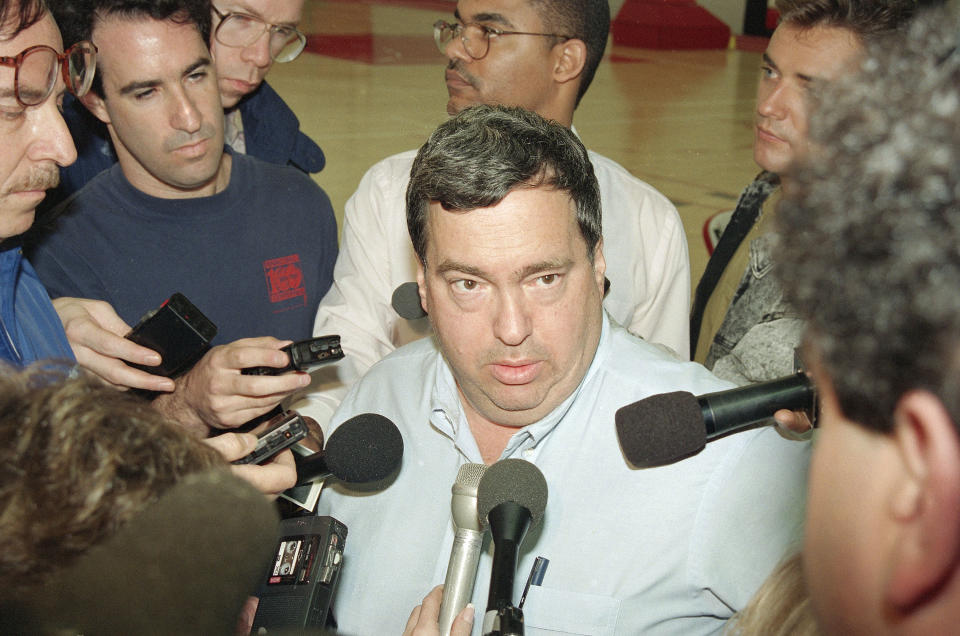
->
[748,233,776,280]
[519,586,621,635]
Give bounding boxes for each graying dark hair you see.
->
[406,104,601,265]
[777,4,960,433]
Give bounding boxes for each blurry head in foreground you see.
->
[0,364,277,633]
[777,5,960,632]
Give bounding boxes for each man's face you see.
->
[443,0,565,122]
[89,16,225,198]
[210,0,305,109]
[416,185,606,429]
[753,23,863,177]
[0,13,77,239]
[803,371,899,634]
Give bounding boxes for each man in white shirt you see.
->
[298,0,689,426]
[317,105,809,634]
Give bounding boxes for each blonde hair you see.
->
[727,552,819,636]
[0,364,225,599]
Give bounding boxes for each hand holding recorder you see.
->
[52,297,176,392]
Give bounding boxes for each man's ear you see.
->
[884,390,960,611]
[416,261,428,315]
[80,90,111,126]
[592,239,606,293]
[552,37,586,85]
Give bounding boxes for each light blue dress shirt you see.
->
[317,315,809,635]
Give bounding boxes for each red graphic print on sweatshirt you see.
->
[263,254,306,312]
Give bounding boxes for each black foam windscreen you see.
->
[30,470,279,635]
[476,458,548,530]
[615,391,706,467]
[391,282,427,320]
[325,413,404,483]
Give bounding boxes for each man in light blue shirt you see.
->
[318,105,810,635]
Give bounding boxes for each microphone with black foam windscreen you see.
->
[294,412,404,485]
[477,458,548,636]
[615,372,815,467]
[392,281,427,320]
[438,463,487,636]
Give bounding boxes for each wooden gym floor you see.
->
[272,0,763,290]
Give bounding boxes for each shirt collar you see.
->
[0,242,23,285]
[429,312,611,454]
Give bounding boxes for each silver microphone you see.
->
[438,463,487,635]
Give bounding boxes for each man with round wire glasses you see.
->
[207,0,318,170]
[0,0,94,366]
[432,18,569,63]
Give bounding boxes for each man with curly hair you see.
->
[777,4,960,631]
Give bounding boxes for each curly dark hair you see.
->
[0,0,46,40]
[776,3,960,432]
[0,363,225,598]
[406,104,601,266]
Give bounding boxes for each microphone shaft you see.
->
[293,452,333,485]
[487,537,520,612]
[699,373,814,439]
[486,501,531,612]
[438,528,484,636]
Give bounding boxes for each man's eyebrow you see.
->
[16,87,46,102]
[117,57,211,96]
[454,8,513,28]
[434,258,572,280]
[183,57,212,76]
[435,260,488,279]
[763,52,814,83]
[516,259,572,280]
[119,78,160,96]
[472,12,512,27]
[227,1,299,26]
